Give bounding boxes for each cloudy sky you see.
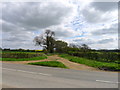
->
[1,0,118,50]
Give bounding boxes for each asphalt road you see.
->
[1,62,119,88]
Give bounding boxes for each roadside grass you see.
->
[59,54,120,71]
[1,56,47,61]
[28,61,68,69]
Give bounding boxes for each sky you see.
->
[1,0,118,50]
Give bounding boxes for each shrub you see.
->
[67,51,119,63]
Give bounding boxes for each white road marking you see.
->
[96,80,119,84]
[2,68,52,76]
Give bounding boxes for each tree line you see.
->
[34,30,119,63]
[34,30,91,53]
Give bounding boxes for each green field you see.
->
[1,51,47,61]
[28,61,68,68]
[59,54,120,71]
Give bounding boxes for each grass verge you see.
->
[59,54,120,71]
[1,56,47,61]
[28,61,68,69]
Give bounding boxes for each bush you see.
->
[67,51,119,63]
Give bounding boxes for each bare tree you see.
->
[34,30,55,53]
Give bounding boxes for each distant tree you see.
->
[81,44,89,49]
[68,44,81,51]
[3,48,10,51]
[34,30,55,53]
[55,40,68,53]
[69,44,78,48]
[18,48,23,51]
[81,44,90,52]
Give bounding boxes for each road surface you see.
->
[1,62,119,88]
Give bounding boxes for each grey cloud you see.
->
[81,2,117,23]
[2,2,73,29]
[92,23,118,35]
[3,35,30,42]
[97,38,114,44]
[2,29,35,49]
[53,27,76,38]
[73,38,115,46]
[2,21,16,32]
[55,30,72,38]
[2,40,34,49]
[2,35,34,49]
[73,38,95,45]
[82,9,104,23]
[91,2,117,12]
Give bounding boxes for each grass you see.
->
[28,61,68,69]
[59,54,120,71]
